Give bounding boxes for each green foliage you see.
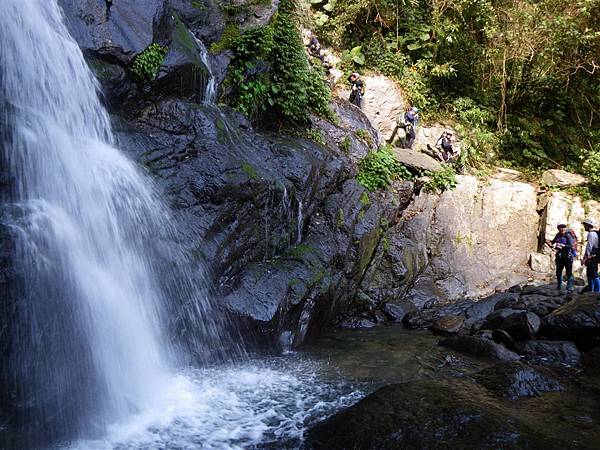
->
[131,43,167,82]
[336,207,345,228]
[209,24,241,54]
[357,146,412,191]
[305,127,326,145]
[311,0,600,178]
[241,162,259,179]
[222,0,334,124]
[355,128,372,146]
[423,166,457,193]
[582,145,600,191]
[339,135,351,153]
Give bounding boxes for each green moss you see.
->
[288,243,318,259]
[356,128,373,146]
[336,208,344,228]
[308,270,325,287]
[304,128,326,145]
[339,135,351,154]
[209,24,240,54]
[358,209,365,221]
[241,162,258,179]
[359,191,370,206]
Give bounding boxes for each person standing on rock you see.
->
[551,223,575,291]
[403,106,419,149]
[348,73,365,108]
[581,218,600,292]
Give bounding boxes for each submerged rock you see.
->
[474,361,563,400]
[514,340,581,367]
[542,292,600,349]
[307,380,558,449]
[439,335,520,361]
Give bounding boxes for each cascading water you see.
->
[0,1,364,448]
[0,0,232,445]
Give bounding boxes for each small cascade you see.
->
[297,200,304,244]
[195,37,216,103]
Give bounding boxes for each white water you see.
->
[70,359,363,450]
[196,38,217,103]
[0,1,362,447]
[0,0,227,440]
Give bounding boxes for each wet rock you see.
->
[520,283,564,298]
[307,380,557,449]
[474,361,563,400]
[467,292,518,322]
[499,311,541,340]
[514,340,581,367]
[512,294,565,317]
[402,310,435,329]
[338,317,377,329]
[582,348,600,375]
[542,292,600,349]
[439,335,520,361]
[431,315,464,334]
[381,302,415,322]
[492,329,514,349]
[481,308,520,329]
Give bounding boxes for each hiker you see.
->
[550,223,575,291]
[307,33,326,64]
[403,106,419,149]
[348,73,365,108]
[435,130,459,162]
[581,218,600,293]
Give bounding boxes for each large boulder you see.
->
[439,335,520,361]
[542,293,600,348]
[542,169,588,188]
[362,176,538,302]
[514,340,581,367]
[474,361,563,400]
[390,147,442,172]
[499,311,541,340]
[336,74,405,143]
[307,380,559,449]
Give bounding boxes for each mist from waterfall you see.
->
[0,0,240,445]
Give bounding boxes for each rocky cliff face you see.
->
[34,0,557,350]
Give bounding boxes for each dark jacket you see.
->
[552,232,574,259]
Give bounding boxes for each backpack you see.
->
[567,229,578,255]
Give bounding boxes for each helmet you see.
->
[557,223,567,229]
[583,218,596,227]
[351,72,359,78]
[412,106,419,112]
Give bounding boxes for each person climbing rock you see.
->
[348,73,365,108]
[551,223,575,291]
[308,33,322,60]
[436,130,459,162]
[403,106,419,149]
[581,218,600,293]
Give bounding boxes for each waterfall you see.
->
[195,38,216,103]
[0,0,234,445]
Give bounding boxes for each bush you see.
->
[222,0,334,125]
[131,43,168,82]
[582,145,600,191]
[357,146,412,191]
[423,165,457,192]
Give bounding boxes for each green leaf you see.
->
[419,33,430,41]
[407,43,422,51]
